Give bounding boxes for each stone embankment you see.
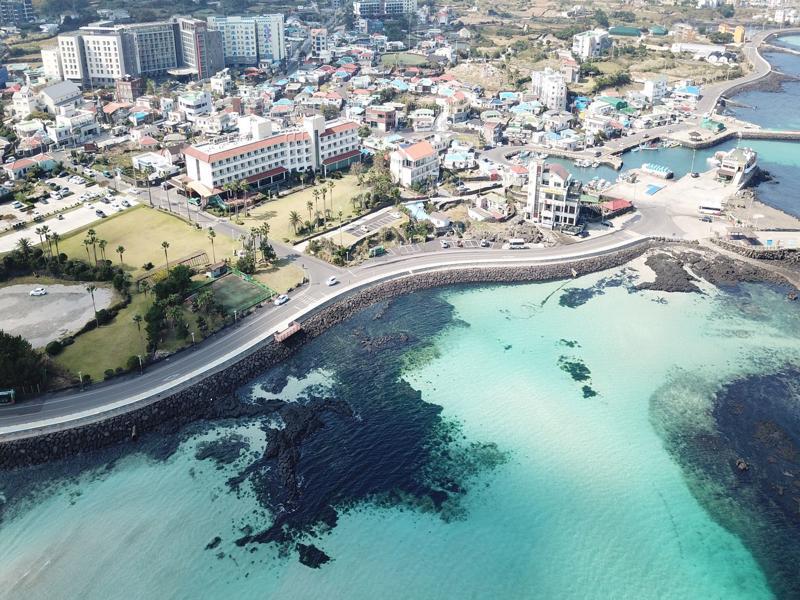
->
[0,242,656,469]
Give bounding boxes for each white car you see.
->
[29,287,47,297]
[273,294,289,306]
[440,240,450,249]
[326,276,338,286]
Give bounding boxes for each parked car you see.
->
[440,240,450,249]
[121,199,131,207]
[95,209,106,218]
[29,287,47,297]
[273,294,289,306]
[479,239,490,248]
[700,216,712,223]
[11,201,23,209]
[326,276,338,286]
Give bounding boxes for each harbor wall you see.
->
[0,242,658,469]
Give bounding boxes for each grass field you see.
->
[210,274,272,314]
[55,291,153,381]
[242,175,363,242]
[380,52,429,67]
[58,206,231,276]
[252,259,305,294]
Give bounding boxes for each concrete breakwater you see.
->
[0,242,658,470]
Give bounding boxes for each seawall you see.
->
[0,242,657,470]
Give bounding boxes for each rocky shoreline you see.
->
[0,239,796,470]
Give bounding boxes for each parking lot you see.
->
[0,282,115,348]
[0,173,139,252]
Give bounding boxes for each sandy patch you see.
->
[0,283,115,348]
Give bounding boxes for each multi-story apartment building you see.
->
[526,161,581,229]
[115,75,145,103]
[49,18,224,88]
[177,90,213,122]
[0,0,34,26]
[310,28,329,58]
[207,15,286,67]
[571,29,610,60]
[389,140,439,188]
[175,17,225,80]
[530,68,567,112]
[41,46,64,81]
[354,0,417,17]
[45,108,99,147]
[182,115,360,195]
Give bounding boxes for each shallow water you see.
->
[1,266,799,599]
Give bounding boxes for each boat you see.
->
[716,147,758,189]
[591,161,600,168]
[641,163,674,179]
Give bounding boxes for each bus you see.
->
[508,238,526,249]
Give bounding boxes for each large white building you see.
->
[354,0,417,17]
[177,90,213,122]
[526,161,581,229]
[530,68,567,112]
[571,29,610,60]
[45,107,99,147]
[207,15,286,67]
[182,115,360,195]
[46,18,224,87]
[642,77,668,103]
[389,140,439,188]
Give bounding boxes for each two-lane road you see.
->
[0,228,646,438]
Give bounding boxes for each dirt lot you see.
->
[0,282,114,348]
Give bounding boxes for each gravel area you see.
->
[0,283,115,348]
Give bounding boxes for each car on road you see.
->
[29,287,47,297]
[480,239,490,248]
[690,172,700,178]
[121,199,131,207]
[700,216,713,223]
[95,209,106,218]
[326,276,338,286]
[440,240,450,249]
[273,294,289,306]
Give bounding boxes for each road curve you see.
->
[0,229,647,439]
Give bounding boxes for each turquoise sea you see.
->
[1,267,799,599]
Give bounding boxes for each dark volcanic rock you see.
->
[297,543,331,568]
[205,536,222,550]
[637,253,701,293]
[195,434,249,467]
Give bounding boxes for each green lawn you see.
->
[210,274,272,314]
[252,259,305,293]
[58,205,232,276]
[380,52,429,67]
[55,291,152,381]
[241,175,363,242]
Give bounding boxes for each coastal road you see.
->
[0,228,647,438]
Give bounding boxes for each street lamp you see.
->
[191,332,196,345]
[78,371,83,389]
[137,354,143,374]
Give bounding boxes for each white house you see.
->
[177,90,213,122]
[572,29,610,60]
[389,140,439,188]
[45,108,99,147]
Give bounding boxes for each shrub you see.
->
[45,340,63,356]
[142,262,155,271]
[96,308,115,325]
[126,355,141,372]
[103,368,115,380]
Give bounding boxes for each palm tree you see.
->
[312,189,320,221]
[116,245,125,265]
[207,228,216,263]
[161,241,170,270]
[328,180,336,220]
[338,209,344,245]
[51,232,61,257]
[83,237,92,261]
[306,200,314,225]
[40,225,52,256]
[34,226,45,251]
[86,284,99,327]
[132,314,144,352]
[321,187,328,224]
[140,280,150,297]
[98,239,107,261]
[289,210,301,235]
[16,237,32,258]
